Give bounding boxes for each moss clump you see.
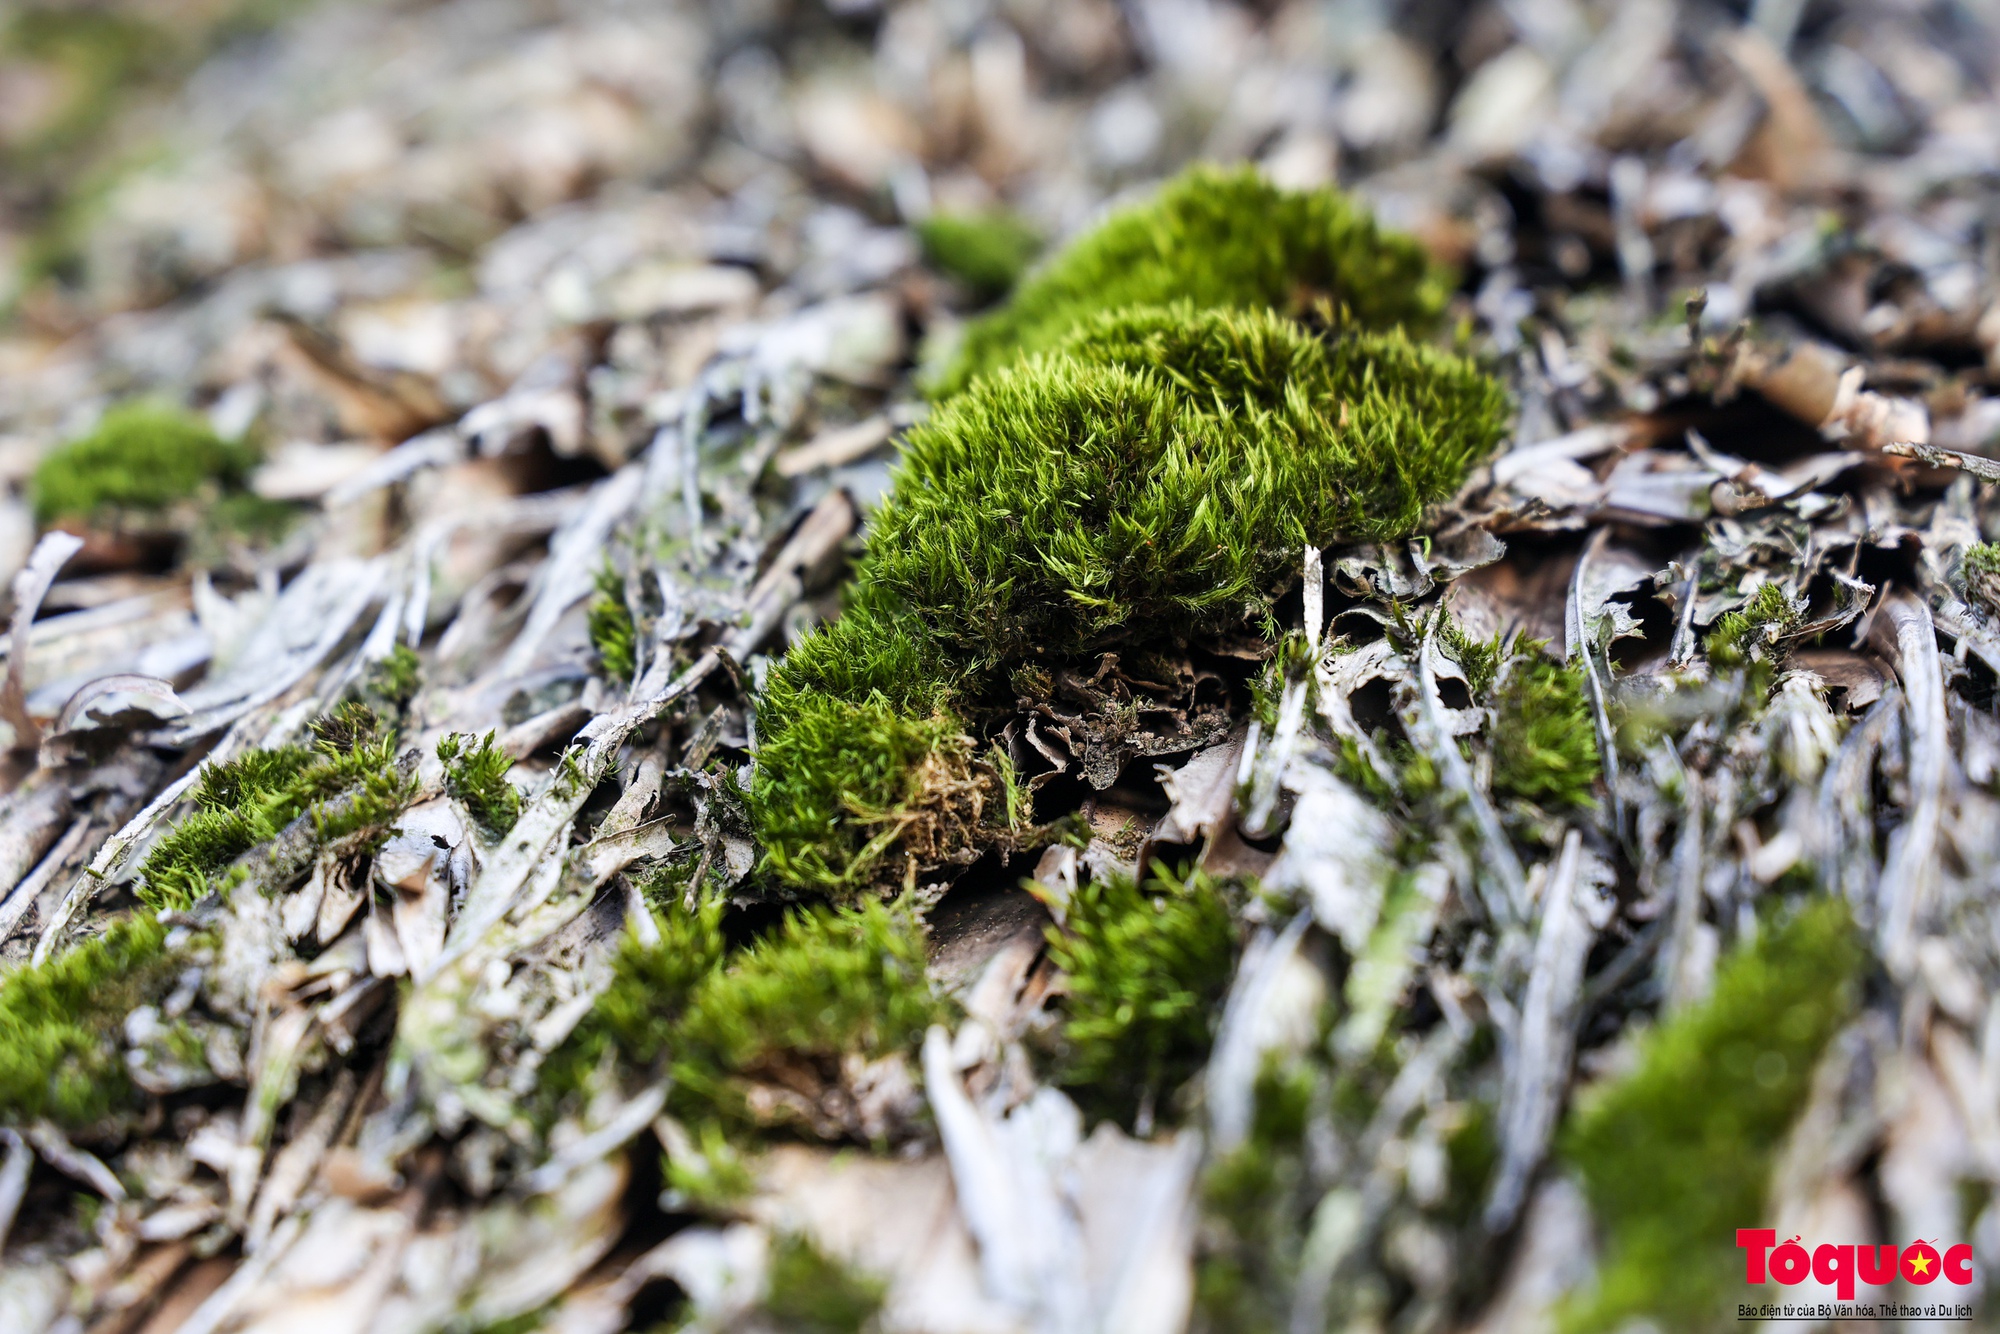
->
[750,693,1020,897]
[559,897,727,1081]
[548,898,939,1142]
[1195,1055,1318,1333]
[753,185,1500,900]
[1489,652,1599,810]
[867,307,1507,666]
[438,731,521,840]
[1047,863,1237,1125]
[918,210,1041,304]
[138,707,412,911]
[0,915,177,1128]
[30,402,258,526]
[1562,898,1864,1333]
[588,566,637,686]
[1706,583,1804,669]
[1962,542,2000,612]
[353,643,423,719]
[935,165,1450,396]
[764,1232,887,1334]
[670,899,941,1134]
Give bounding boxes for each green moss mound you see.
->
[751,694,1019,896]
[31,401,258,526]
[438,731,521,840]
[139,705,413,911]
[918,210,1041,304]
[0,915,176,1128]
[765,1231,887,1333]
[753,176,1500,900]
[869,307,1507,664]
[754,304,1506,895]
[934,165,1449,396]
[670,898,941,1132]
[1490,652,1599,810]
[549,897,941,1141]
[1562,897,1864,1333]
[1048,862,1237,1126]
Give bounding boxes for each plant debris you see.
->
[0,2,1998,1332]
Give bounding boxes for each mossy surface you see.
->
[872,308,1507,665]
[754,173,1503,898]
[670,898,940,1132]
[935,165,1450,395]
[1963,542,2000,612]
[1706,583,1804,669]
[1195,1055,1319,1334]
[30,402,258,526]
[918,210,1041,304]
[1561,897,1863,1333]
[438,731,521,840]
[1046,862,1237,1125]
[588,566,638,686]
[749,695,1000,896]
[547,897,940,1141]
[0,915,176,1128]
[764,1231,887,1334]
[139,705,413,911]
[1490,652,1599,810]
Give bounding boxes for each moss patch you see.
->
[1963,542,2000,612]
[764,1231,887,1334]
[1046,862,1237,1126]
[139,705,413,911]
[872,308,1507,665]
[438,731,521,840]
[753,175,1502,900]
[918,210,1041,304]
[1490,651,1599,810]
[934,164,1450,396]
[588,565,637,686]
[0,915,178,1128]
[1707,583,1804,669]
[670,898,941,1135]
[1561,897,1864,1333]
[547,897,940,1143]
[31,402,259,527]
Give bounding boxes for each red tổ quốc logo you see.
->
[1738,1230,1974,1300]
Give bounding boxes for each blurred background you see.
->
[1,0,1995,501]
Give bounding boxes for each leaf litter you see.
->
[0,2,1996,1333]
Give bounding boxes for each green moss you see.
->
[588,566,637,686]
[867,309,1506,666]
[765,1232,886,1334]
[1707,584,1804,669]
[546,899,937,1141]
[353,644,423,720]
[1963,542,2000,613]
[935,165,1450,396]
[1490,652,1598,810]
[1047,862,1237,1126]
[1194,1055,1320,1334]
[750,693,1001,897]
[1561,898,1864,1333]
[0,915,176,1128]
[30,402,257,526]
[918,210,1042,304]
[139,709,412,910]
[753,196,1499,902]
[661,1120,757,1212]
[561,899,727,1081]
[669,899,941,1134]
[438,732,521,840]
